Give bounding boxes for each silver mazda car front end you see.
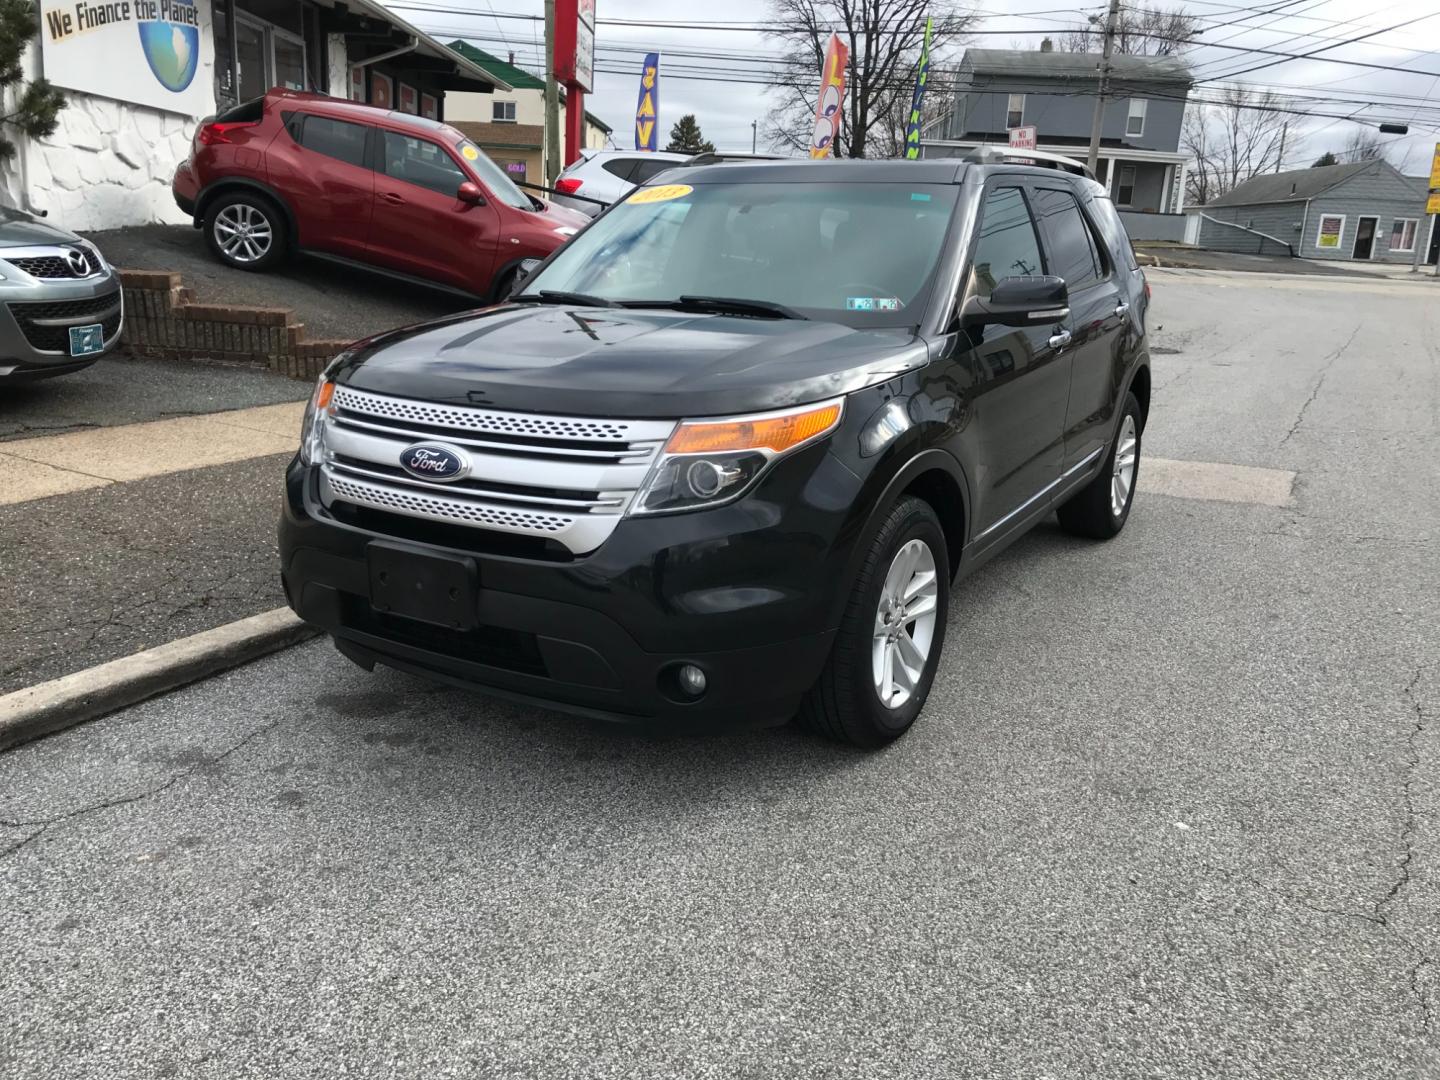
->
[0,208,123,382]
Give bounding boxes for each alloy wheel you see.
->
[213,203,273,264]
[1111,414,1138,517]
[872,538,939,709]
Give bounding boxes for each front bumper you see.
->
[280,449,863,726]
[0,271,124,382]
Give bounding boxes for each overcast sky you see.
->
[387,0,1440,173]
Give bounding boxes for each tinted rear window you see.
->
[1030,187,1101,291]
[300,116,369,168]
[1089,195,1140,272]
[601,158,638,181]
[631,158,680,184]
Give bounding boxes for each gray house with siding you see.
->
[1193,160,1437,264]
[920,43,1191,224]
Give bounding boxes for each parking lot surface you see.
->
[2,269,1438,1078]
[90,225,469,342]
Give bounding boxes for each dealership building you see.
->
[4,0,506,232]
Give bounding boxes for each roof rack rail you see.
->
[960,146,1095,180]
[683,151,791,166]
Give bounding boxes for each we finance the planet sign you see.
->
[40,0,212,117]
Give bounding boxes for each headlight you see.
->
[299,376,335,466]
[631,398,843,514]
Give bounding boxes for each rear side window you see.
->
[1030,187,1102,291]
[299,116,369,169]
[631,158,680,184]
[1089,195,1140,272]
[970,187,1044,299]
[601,158,639,181]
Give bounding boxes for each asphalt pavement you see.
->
[2,270,1438,1078]
[88,225,470,342]
[0,357,307,693]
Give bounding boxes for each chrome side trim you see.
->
[974,447,1104,542]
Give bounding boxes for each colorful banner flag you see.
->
[904,17,934,160]
[809,34,849,159]
[635,52,660,151]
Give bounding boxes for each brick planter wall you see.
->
[118,269,352,381]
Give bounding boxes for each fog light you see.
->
[677,664,707,697]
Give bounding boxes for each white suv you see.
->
[552,150,692,217]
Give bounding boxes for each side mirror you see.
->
[457,181,485,205]
[960,275,1069,329]
[509,258,543,296]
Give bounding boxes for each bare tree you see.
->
[1340,128,1384,162]
[1181,88,1289,204]
[763,0,974,159]
[1061,4,1201,56]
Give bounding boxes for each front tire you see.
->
[205,192,287,272]
[799,496,950,748]
[1057,391,1141,539]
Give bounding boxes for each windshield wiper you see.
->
[627,295,807,320]
[518,290,619,308]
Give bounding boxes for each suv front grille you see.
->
[6,255,93,279]
[318,387,675,555]
[7,289,122,353]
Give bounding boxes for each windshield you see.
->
[517,181,959,325]
[456,139,532,210]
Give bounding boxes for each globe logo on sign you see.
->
[138,13,199,93]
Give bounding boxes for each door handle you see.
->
[1048,329,1072,350]
[382,192,404,205]
[1114,301,1130,317]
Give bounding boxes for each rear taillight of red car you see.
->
[197,120,259,146]
[554,178,584,195]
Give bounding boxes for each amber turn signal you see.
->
[665,400,843,456]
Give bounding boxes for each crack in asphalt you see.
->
[1279,324,1361,448]
[1202,668,1435,1033]
[0,720,281,860]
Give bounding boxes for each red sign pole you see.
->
[553,0,596,168]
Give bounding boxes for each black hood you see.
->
[333,303,928,418]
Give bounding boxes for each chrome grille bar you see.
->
[317,388,676,554]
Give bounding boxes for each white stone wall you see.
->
[0,40,214,232]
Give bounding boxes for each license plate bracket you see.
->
[366,542,478,630]
[68,323,105,357]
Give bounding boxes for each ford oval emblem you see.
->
[400,443,470,482]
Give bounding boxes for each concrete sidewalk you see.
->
[0,357,309,696]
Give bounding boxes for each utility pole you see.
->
[543,0,561,185]
[1275,123,1287,172]
[751,120,757,154]
[1085,0,1121,177]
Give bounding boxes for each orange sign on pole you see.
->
[809,34,849,159]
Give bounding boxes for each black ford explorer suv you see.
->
[280,150,1150,747]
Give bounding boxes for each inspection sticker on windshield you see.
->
[847,297,901,311]
[629,184,693,204]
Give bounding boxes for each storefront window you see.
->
[274,32,305,91]
[236,17,266,101]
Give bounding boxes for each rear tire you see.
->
[1056,391,1141,539]
[205,191,287,272]
[798,496,949,748]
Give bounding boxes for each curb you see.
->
[0,608,318,752]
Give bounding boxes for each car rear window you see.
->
[1088,194,1140,272]
[1030,187,1102,291]
[601,158,639,181]
[631,158,680,184]
[299,116,369,169]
